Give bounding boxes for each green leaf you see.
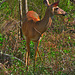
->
[42,53,44,56]
[68,36,71,39]
[57,71,61,74]
[0,44,2,46]
[63,49,71,53]
[68,19,70,21]
[73,43,75,46]
[0,38,3,41]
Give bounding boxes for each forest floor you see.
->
[0,18,75,74]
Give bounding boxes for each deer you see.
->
[22,0,67,70]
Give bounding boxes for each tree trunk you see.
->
[19,0,28,39]
[22,0,28,20]
[19,0,23,39]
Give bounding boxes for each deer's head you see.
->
[43,0,67,16]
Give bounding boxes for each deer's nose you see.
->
[63,12,67,16]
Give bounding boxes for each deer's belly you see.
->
[31,35,40,42]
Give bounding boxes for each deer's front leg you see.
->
[26,38,30,70]
[35,41,39,61]
[35,40,43,61]
[33,41,38,72]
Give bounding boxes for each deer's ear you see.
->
[51,1,59,7]
[43,0,49,6]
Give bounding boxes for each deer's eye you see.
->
[55,8,58,10]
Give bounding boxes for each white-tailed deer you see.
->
[22,0,67,70]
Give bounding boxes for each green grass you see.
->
[0,0,75,74]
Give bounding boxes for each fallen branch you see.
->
[0,63,9,74]
[0,52,25,65]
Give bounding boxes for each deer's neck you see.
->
[35,8,53,34]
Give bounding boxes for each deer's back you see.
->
[22,11,41,41]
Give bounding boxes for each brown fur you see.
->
[22,1,67,70]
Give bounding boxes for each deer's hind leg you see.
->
[26,37,30,70]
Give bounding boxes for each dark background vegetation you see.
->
[0,0,75,74]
